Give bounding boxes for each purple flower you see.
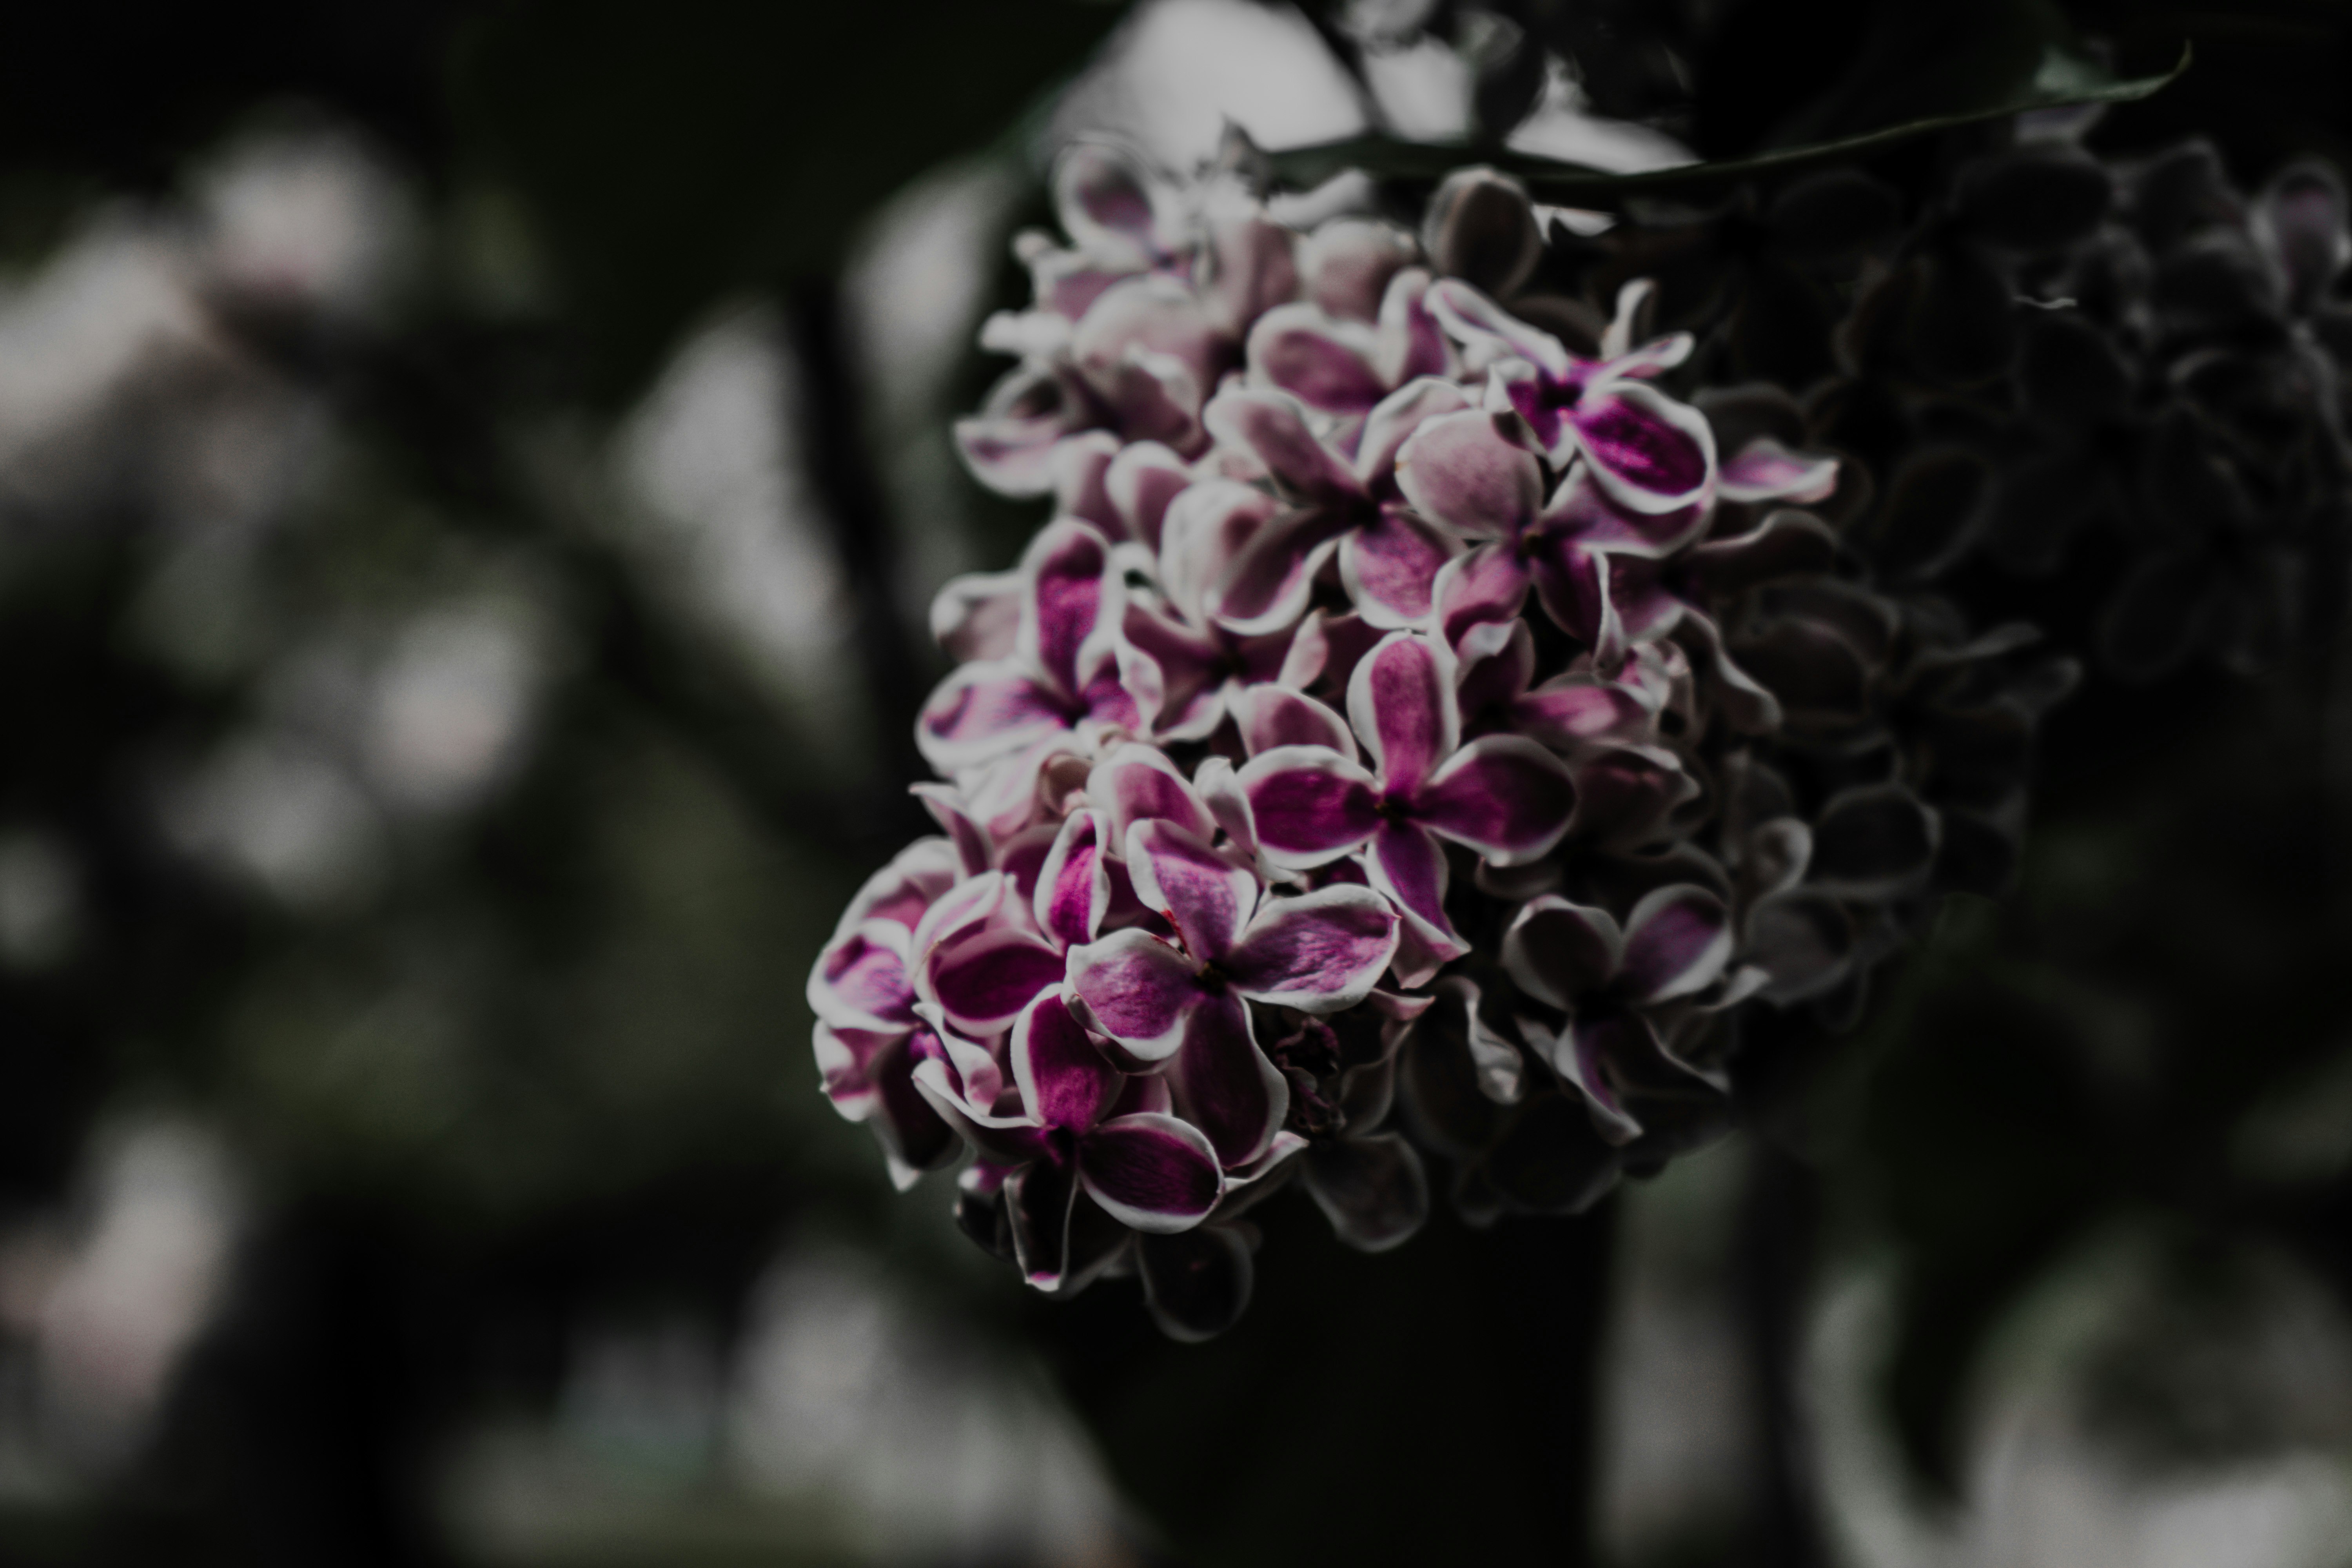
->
[913,989,1225,1289]
[1191,382,1469,634]
[1428,278,1717,514]
[1065,818,1399,1166]
[916,520,1160,834]
[1501,886,1738,1142]
[1236,631,1576,969]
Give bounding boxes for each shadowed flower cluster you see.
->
[813,149,2075,1336]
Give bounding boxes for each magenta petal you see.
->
[1376,268,1452,385]
[1393,408,1541,539]
[838,837,960,933]
[907,1054,1047,1166]
[1005,1158,1080,1290]
[1432,548,1529,656]
[1011,989,1122,1132]
[1033,812,1108,949]
[915,661,1067,774]
[1569,381,1716,514]
[1530,539,1622,660]
[1054,142,1163,258]
[1223,884,1402,1013]
[1087,743,1214,846]
[1718,436,1840,505]
[1170,989,1288,1168]
[1106,441,1192,554]
[926,927,1067,1038]
[1340,506,1460,629]
[1425,278,1575,378]
[1065,928,1201,1063]
[1347,632,1459,795]
[1208,506,1347,636]
[1233,685,1356,760]
[1123,818,1258,962]
[1051,430,1125,536]
[1079,1113,1224,1231]
[1354,376,1473,486]
[1547,1016,1646,1145]
[1158,478,1278,625]
[1414,735,1578,865]
[860,1032,962,1174]
[1235,746,1382,869]
[1017,519,1114,698]
[1455,617,1536,720]
[1502,896,1625,1010]
[1617,884,1733,1004]
[929,569,1023,664]
[1536,461,1707,557]
[1202,388,1363,502]
[1514,674,1654,746]
[1247,304,1390,415]
[1361,820,1466,961]
[808,919,915,1033]
[953,362,1096,497]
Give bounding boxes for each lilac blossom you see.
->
[811,149,2070,1338]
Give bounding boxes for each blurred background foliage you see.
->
[0,2,2350,1566]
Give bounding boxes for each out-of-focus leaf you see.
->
[450,0,1124,401]
[1265,44,2187,202]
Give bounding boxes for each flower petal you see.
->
[809,918,918,1033]
[915,661,1068,775]
[1347,631,1459,795]
[1005,1158,1080,1290]
[1137,1225,1253,1342]
[1340,505,1461,629]
[1536,460,1707,557]
[1202,387,1363,503]
[1354,375,1473,486]
[1033,811,1109,950]
[1124,818,1258,962]
[1432,542,1534,651]
[1570,380,1716,514]
[1207,507,1347,637]
[1087,742,1215,846]
[1170,989,1289,1167]
[1718,436,1840,505]
[1425,277,1572,377]
[1233,685,1356,760]
[1502,896,1624,1009]
[1159,477,1279,626]
[1011,988,1123,1132]
[1106,441,1193,554]
[1303,216,1417,323]
[953,362,1097,497]
[1303,1133,1429,1252]
[1394,407,1541,539]
[1079,1113,1225,1231]
[925,927,1067,1038]
[929,569,1024,663]
[1414,735,1577,865]
[1235,745,1382,869]
[1065,927,1201,1063]
[1361,820,1468,965]
[1016,519,1117,699]
[1223,884,1402,1013]
[1617,884,1733,1004]
[1247,303,1389,415]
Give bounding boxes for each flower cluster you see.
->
[811,149,2073,1337]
